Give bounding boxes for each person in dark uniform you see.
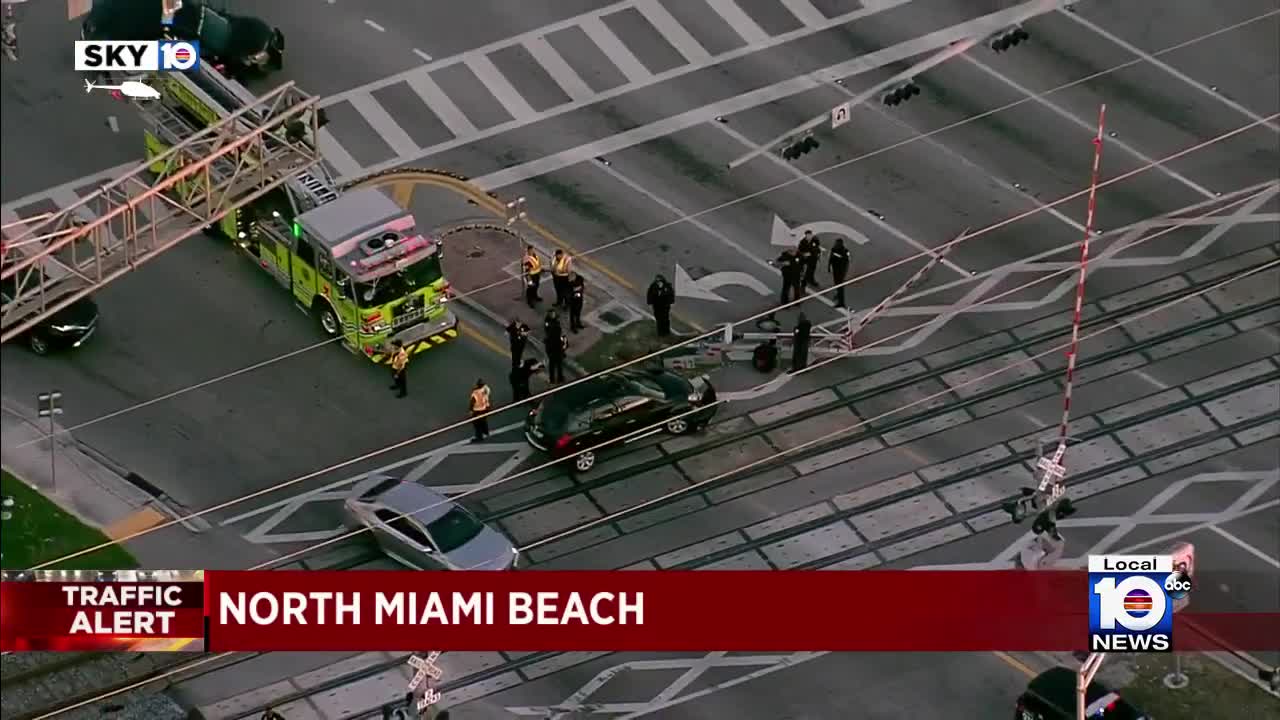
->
[543,308,562,341]
[545,329,567,385]
[261,709,285,720]
[567,271,586,332]
[791,312,812,373]
[803,232,822,289]
[509,358,542,402]
[752,338,779,373]
[828,237,851,308]
[506,320,530,369]
[771,249,800,307]
[388,340,409,398]
[522,244,543,307]
[646,274,675,337]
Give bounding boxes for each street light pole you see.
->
[37,391,63,492]
[505,196,529,301]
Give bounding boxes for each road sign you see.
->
[831,102,851,128]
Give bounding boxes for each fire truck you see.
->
[136,63,458,362]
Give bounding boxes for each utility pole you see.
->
[1004,105,1107,565]
[1076,652,1106,720]
[37,391,63,492]
[505,196,528,300]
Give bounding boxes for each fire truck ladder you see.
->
[0,81,322,344]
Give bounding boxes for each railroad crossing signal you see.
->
[990,27,1030,52]
[406,652,443,716]
[781,134,819,160]
[882,81,921,106]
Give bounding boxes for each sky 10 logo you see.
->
[74,41,200,72]
[1088,554,1192,652]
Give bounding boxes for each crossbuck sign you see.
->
[407,652,443,714]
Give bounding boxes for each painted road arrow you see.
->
[771,215,870,247]
[674,264,771,302]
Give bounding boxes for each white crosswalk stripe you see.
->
[580,15,653,84]
[465,55,539,121]
[706,0,771,45]
[405,72,478,137]
[779,0,828,27]
[348,93,420,158]
[523,36,595,103]
[634,0,714,64]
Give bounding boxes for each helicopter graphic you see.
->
[84,78,160,99]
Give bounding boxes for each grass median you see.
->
[0,470,136,570]
[1118,653,1276,718]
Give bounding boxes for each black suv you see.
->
[1016,667,1148,720]
[1,271,100,355]
[525,367,717,473]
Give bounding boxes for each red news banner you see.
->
[2,571,1276,652]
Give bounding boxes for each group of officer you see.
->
[772,230,851,309]
[522,244,586,333]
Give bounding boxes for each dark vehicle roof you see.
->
[1025,668,1143,718]
[535,367,692,430]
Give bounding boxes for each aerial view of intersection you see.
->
[1,0,1277,718]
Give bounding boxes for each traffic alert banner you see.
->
[1,568,1275,652]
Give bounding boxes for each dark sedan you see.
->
[1016,667,1148,720]
[1,274,99,355]
[525,367,717,473]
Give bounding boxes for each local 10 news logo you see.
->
[1088,550,1194,652]
[74,41,200,73]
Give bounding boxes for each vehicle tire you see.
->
[572,450,596,474]
[316,303,340,337]
[27,333,49,356]
[664,417,691,435]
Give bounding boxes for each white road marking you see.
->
[470,0,1074,190]
[634,0,713,64]
[705,0,771,45]
[466,54,538,121]
[779,0,827,28]
[961,55,1218,199]
[364,19,386,33]
[579,16,652,84]
[1209,525,1280,569]
[716,122,973,277]
[348,93,420,158]
[107,115,119,133]
[405,71,478,137]
[524,36,594,103]
[317,128,363,178]
[413,48,433,63]
[1059,8,1280,134]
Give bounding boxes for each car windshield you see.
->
[628,375,668,399]
[354,254,443,307]
[425,507,486,554]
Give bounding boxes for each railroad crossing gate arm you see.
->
[0,81,322,344]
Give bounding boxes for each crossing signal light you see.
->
[781,135,820,160]
[882,82,921,107]
[990,27,1030,52]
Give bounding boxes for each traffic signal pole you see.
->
[0,81,322,343]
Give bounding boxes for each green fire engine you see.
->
[135,63,458,362]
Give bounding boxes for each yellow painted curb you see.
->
[992,650,1037,679]
[461,325,509,358]
[104,507,167,542]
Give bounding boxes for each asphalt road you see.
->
[1,1,1277,718]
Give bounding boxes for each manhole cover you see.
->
[466,247,486,258]
[600,310,624,325]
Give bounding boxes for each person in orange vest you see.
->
[388,340,409,398]
[522,245,544,307]
[551,249,572,308]
[468,379,491,442]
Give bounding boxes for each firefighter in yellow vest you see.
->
[522,245,544,307]
[388,340,409,398]
[551,249,572,308]
[468,378,491,442]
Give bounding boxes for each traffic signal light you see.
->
[882,82,920,107]
[990,27,1030,52]
[781,134,820,160]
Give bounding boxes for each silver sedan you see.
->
[343,476,518,571]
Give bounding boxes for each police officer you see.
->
[469,378,491,442]
[545,328,568,385]
[506,320,530,369]
[828,237,851,308]
[567,271,586,332]
[509,357,542,402]
[388,340,409,398]
[803,232,822,289]
[791,312,812,373]
[551,249,573,308]
[522,245,544,307]
[261,709,285,720]
[646,274,675,337]
[772,249,800,306]
[543,307,562,342]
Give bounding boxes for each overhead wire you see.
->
[32,113,1278,570]
[243,188,1274,569]
[19,11,1274,449]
